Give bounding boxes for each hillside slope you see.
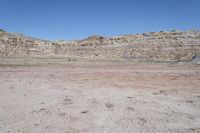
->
[0,30,200,63]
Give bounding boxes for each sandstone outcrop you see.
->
[0,29,200,63]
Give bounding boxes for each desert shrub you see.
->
[0,28,5,32]
[195,35,200,39]
[171,30,177,32]
[142,33,149,36]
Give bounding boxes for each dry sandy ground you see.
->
[0,62,200,133]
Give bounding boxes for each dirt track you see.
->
[0,63,200,133]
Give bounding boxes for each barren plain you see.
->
[0,62,200,133]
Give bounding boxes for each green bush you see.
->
[0,28,5,32]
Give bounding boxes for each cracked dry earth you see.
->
[0,63,200,133]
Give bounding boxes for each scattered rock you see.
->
[185,100,195,104]
[127,96,134,99]
[138,117,147,125]
[33,123,39,127]
[191,55,200,64]
[9,86,14,90]
[126,106,134,111]
[81,111,89,114]
[152,92,159,95]
[59,112,66,116]
[159,90,165,93]
[63,96,73,105]
[105,103,114,108]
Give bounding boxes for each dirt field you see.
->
[0,62,200,133]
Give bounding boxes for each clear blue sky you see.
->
[0,0,200,40]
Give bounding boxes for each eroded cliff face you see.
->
[0,30,200,62]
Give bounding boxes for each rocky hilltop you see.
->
[0,29,200,64]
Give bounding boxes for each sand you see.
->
[0,62,200,133]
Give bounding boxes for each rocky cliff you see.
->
[0,30,200,63]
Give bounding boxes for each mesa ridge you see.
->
[1,29,200,64]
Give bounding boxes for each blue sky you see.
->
[0,0,200,40]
